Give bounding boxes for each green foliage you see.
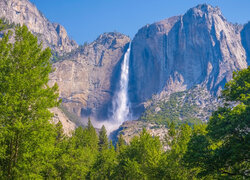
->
[159,124,197,179]
[141,91,202,126]
[0,18,15,31]
[91,142,117,179]
[116,133,125,153]
[0,25,59,179]
[116,128,163,179]
[55,126,98,179]
[99,125,109,151]
[184,67,250,179]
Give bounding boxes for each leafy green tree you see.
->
[86,117,99,150]
[116,133,125,153]
[116,128,162,179]
[183,125,213,179]
[99,125,109,151]
[0,25,60,178]
[184,67,250,179]
[91,141,117,179]
[0,19,5,30]
[159,124,194,179]
[55,126,97,179]
[205,67,250,178]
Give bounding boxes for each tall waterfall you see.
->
[111,43,131,125]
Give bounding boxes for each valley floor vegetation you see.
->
[0,22,249,179]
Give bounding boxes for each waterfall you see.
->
[111,42,131,125]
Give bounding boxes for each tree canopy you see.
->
[0,25,59,178]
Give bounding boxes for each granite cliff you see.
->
[49,33,130,121]
[0,0,78,55]
[1,1,249,132]
[241,21,250,65]
[129,4,248,118]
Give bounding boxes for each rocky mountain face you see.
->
[241,21,250,65]
[1,1,249,136]
[50,107,76,136]
[0,0,78,54]
[129,4,248,116]
[49,33,130,121]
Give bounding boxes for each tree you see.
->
[55,126,97,179]
[116,128,162,179]
[205,67,250,178]
[0,19,5,31]
[86,117,99,150]
[98,125,109,151]
[159,124,194,179]
[184,67,250,179]
[116,133,125,153]
[0,25,60,178]
[91,141,117,179]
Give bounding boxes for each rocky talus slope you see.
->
[50,107,76,136]
[140,85,222,125]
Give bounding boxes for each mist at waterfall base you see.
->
[92,43,132,134]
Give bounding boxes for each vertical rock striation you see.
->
[241,21,250,65]
[49,33,130,121]
[129,4,248,114]
[0,0,78,54]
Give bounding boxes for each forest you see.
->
[0,23,249,179]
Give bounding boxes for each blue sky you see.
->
[30,0,250,44]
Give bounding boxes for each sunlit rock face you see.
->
[0,0,78,54]
[129,4,248,114]
[49,33,130,120]
[1,1,249,127]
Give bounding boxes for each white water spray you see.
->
[111,43,131,125]
[92,43,131,134]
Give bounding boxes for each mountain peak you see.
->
[186,4,222,17]
[0,0,78,54]
[93,32,130,47]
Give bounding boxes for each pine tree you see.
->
[98,125,109,151]
[116,128,162,179]
[91,141,117,179]
[86,117,99,150]
[116,133,125,153]
[0,25,59,178]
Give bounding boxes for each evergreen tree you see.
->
[116,133,125,153]
[0,25,59,178]
[98,125,109,151]
[86,117,99,150]
[55,126,97,179]
[116,128,162,179]
[0,19,5,30]
[159,124,194,179]
[91,141,117,179]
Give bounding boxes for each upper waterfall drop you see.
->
[111,42,131,125]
